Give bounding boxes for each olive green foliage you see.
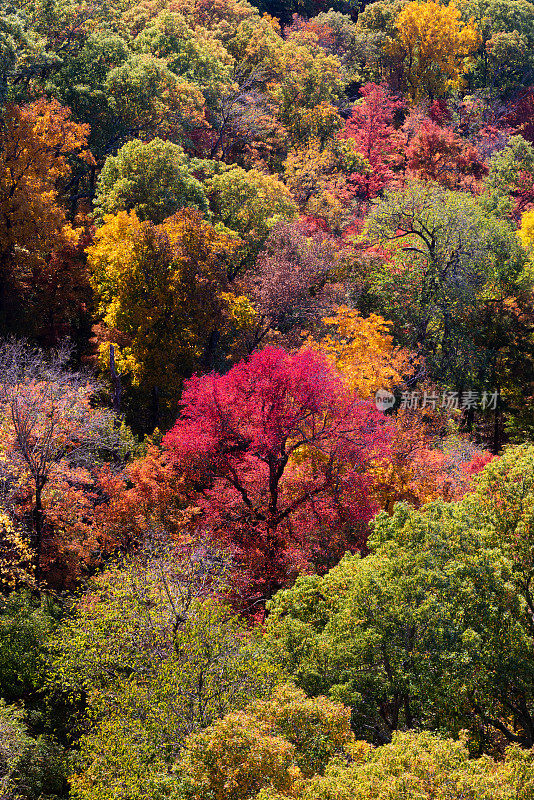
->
[0,2,61,104]
[52,553,279,800]
[0,699,66,800]
[310,11,383,84]
[135,11,235,105]
[0,592,56,704]
[0,594,68,800]
[104,53,205,139]
[266,445,534,748]
[94,138,210,224]
[462,444,534,608]
[460,0,534,94]
[208,167,297,275]
[302,730,534,800]
[44,32,130,154]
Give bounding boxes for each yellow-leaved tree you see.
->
[311,306,416,398]
[392,1,481,102]
[87,208,253,424]
[519,208,534,254]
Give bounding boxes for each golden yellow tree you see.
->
[88,208,251,420]
[519,208,534,253]
[311,306,416,398]
[393,1,480,101]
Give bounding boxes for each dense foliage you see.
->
[2,0,534,796]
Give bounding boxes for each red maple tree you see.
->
[164,346,391,612]
[340,83,404,203]
[406,119,487,189]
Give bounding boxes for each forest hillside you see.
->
[2,0,534,797]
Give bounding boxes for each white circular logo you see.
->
[375,389,395,412]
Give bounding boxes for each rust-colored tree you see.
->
[0,340,119,587]
[406,119,487,190]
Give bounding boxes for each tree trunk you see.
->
[109,343,122,417]
[151,385,160,430]
[32,480,45,586]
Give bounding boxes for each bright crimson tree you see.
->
[340,83,404,203]
[164,346,391,612]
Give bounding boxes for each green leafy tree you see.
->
[208,166,296,277]
[269,40,345,146]
[53,547,279,800]
[45,31,131,157]
[0,592,56,705]
[462,445,534,626]
[266,463,534,748]
[363,180,530,388]
[94,138,210,224]
[0,592,69,799]
[105,53,206,143]
[0,699,66,800]
[460,0,534,94]
[135,11,235,108]
[483,135,534,219]
[0,1,60,105]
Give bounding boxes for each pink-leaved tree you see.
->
[164,346,391,614]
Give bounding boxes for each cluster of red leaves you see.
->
[504,87,534,143]
[164,346,391,611]
[405,119,487,189]
[33,467,110,589]
[340,83,405,203]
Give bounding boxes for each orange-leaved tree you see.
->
[0,98,93,333]
[310,306,417,398]
[95,445,198,552]
[369,410,493,513]
[310,308,490,513]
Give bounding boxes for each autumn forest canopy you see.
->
[4,0,534,796]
